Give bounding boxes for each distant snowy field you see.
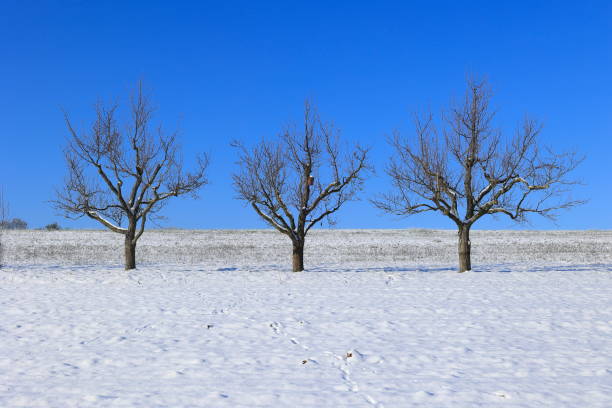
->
[1,229,611,407]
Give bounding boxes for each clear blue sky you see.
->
[0,1,610,230]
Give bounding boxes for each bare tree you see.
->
[233,102,370,271]
[54,84,209,270]
[374,78,583,272]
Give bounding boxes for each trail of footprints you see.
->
[269,320,383,407]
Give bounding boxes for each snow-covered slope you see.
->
[4,228,612,267]
[0,230,611,407]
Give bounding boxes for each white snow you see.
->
[0,229,611,407]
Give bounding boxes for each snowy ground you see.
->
[1,229,611,407]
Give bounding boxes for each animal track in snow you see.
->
[324,349,383,407]
[269,320,381,407]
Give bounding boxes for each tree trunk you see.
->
[292,241,304,272]
[124,232,136,270]
[458,225,471,272]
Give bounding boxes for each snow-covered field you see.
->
[1,229,611,407]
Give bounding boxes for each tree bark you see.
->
[292,241,304,272]
[124,231,136,270]
[458,225,471,272]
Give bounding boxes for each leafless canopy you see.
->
[233,102,370,271]
[54,84,208,268]
[374,78,583,227]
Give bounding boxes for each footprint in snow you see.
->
[269,321,282,335]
